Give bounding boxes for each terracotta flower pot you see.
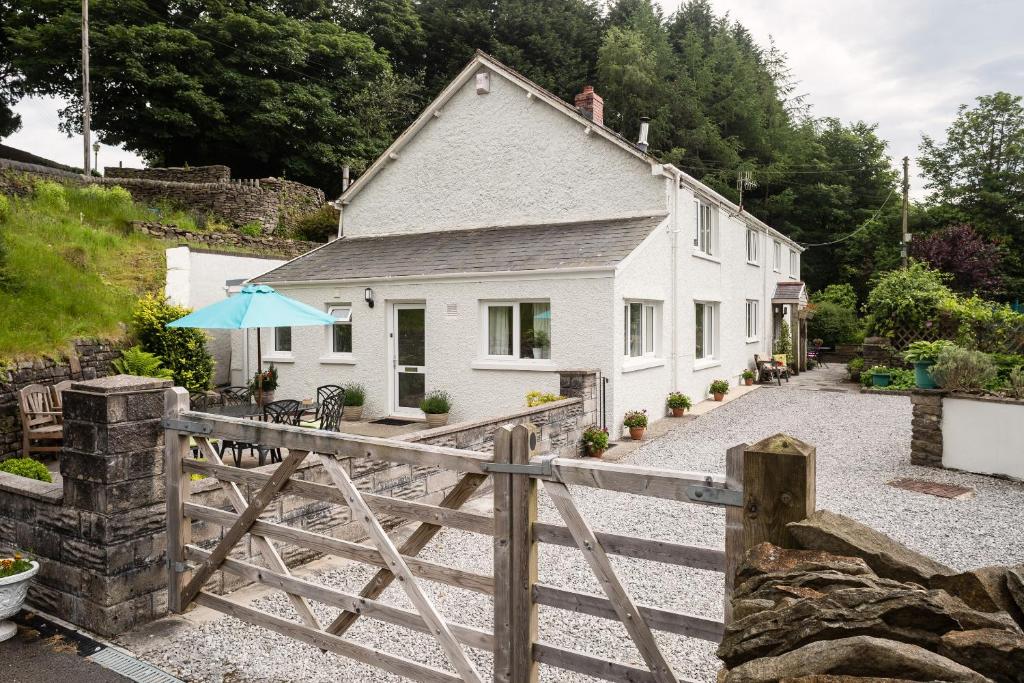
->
[586,447,605,459]
[713,392,725,402]
[745,378,753,386]
[671,407,685,417]
[257,389,275,405]
[628,426,645,440]
[342,405,364,422]
[425,412,449,428]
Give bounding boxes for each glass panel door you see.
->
[393,305,426,415]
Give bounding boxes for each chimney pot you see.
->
[574,85,604,127]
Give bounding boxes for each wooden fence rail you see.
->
[163,387,816,683]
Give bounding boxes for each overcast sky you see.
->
[6,0,1024,199]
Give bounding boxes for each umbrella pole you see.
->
[256,328,263,406]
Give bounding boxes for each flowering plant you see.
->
[581,426,609,453]
[622,409,648,429]
[0,553,33,579]
[249,364,279,391]
[666,392,692,410]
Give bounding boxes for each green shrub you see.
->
[291,206,338,242]
[113,345,174,379]
[861,365,914,389]
[239,222,263,237]
[990,353,1024,382]
[525,391,564,407]
[846,356,865,380]
[774,320,793,357]
[709,379,731,395]
[938,295,1024,353]
[930,346,997,391]
[666,392,692,410]
[623,409,648,428]
[903,340,955,364]
[131,294,214,392]
[864,262,953,336]
[1008,367,1024,399]
[419,389,452,414]
[33,180,68,212]
[813,283,858,310]
[808,301,860,347]
[344,383,366,407]
[0,457,52,483]
[0,194,10,222]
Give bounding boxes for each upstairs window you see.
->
[746,229,759,264]
[274,327,292,353]
[328,305,352,354]
[624,302,658,358]
[484,301,551,360]
[694,200,717,256]
[789,250,799,277]
[773,241,782,271]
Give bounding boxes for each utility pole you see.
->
[901,155,909,268]
[82,0,91,176]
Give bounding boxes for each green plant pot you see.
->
[871,373,891,388]
[913,361,937,389]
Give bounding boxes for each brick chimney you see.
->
[575,86,603,127]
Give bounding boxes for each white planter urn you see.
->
[0,560,39,642]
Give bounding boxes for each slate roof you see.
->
[255,214,667,284]
[773,281,807,303]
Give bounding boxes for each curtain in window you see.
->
[695,304,705,359]
[629,303,642,357]
[488,306,512,356]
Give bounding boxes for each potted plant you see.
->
[529,329,550,360]
[868,365,892,388]
[742,369,755,386]
[666,392,692,417]
[847,357,865,382]
[581,426,609,458]
[342,384,366,421]
[623,410,648,440]
[709,379,730,401]
[0,553,39,642]
[419,389,452,428]
[249,364,278,404]
[903,340,952,389]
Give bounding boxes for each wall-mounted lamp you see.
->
[364,287,374,308]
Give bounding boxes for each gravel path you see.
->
[138,387,1024,682]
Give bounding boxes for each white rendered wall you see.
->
[165,247,285,386]
[343,66,667,236]
[233,274,616,425]
[942,398,1024,480]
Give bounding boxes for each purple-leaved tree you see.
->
[909,224,1003,297]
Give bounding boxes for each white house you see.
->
[240,51,805,435]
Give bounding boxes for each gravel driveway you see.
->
[136,387,1024,682]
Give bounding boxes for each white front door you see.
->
[391,304,426,417]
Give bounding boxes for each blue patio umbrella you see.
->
[167,284,335,402]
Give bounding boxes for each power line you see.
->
[798,187,898,248]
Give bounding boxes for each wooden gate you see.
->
[164,387,815,683]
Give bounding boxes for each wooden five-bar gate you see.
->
[163,387,815,683]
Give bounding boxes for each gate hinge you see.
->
[483,456,554,477]
[161,417,212,434]
[167,558,189,573]
[686,476,743,507]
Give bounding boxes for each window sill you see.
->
[694,359,721,371]
[745,337,759,344]
[622,357,666,373]
[319,355,356,365]
[773,268,781,274]
[471,359,557,372]
[746,260,760,267]
[692,251,721,264]
[788,275,798,280]
[263,354,294,363]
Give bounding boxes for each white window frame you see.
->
[273,326,292,352]
[623,301,659,359]
[745,300,759,342]
[480,300,551,362]
[746,228,759,265]
[321,304,354,363]
[695,301,719,365]
[265,325,294,362]
[693,199,718,257]
[789,250,799,278]
[773,240,782,272]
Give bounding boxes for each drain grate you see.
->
[888,478,975,500]
[89,647,184,683]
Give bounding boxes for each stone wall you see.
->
[105,165,230,184]
[0,338,123,459]
[720,510,1024,683]
[910,390,944,467]
[0,159,327,234]
[133,221,320,259]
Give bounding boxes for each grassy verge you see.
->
[0,182,168,359]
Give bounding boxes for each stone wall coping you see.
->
[396,397,582,443]
[943,392,1024,406]
[69,375,173,394]
[860,387,915,397]
[0,471,63,503]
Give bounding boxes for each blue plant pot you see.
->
[872,373,891,388]
[914,361,937,389]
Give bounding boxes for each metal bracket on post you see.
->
[160,417,212,435]
[167,558,189,574]
[687,475,743,507]
[483,455,554,477]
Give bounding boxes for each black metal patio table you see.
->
[201,402,316,465]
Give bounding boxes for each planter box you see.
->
[942,396,1024,480]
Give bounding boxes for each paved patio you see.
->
[124,383,1024,682]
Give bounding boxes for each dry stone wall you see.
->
[105,165,230,184]
[133,221,319,259]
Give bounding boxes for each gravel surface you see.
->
[138,387,1024,682]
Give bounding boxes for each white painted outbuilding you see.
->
[240,52,805,436]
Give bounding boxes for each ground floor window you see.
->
[624,301,658,357]
[484,301,551,360]
[328,305,352,354]
[695,301,718,361]
[274,326,292,353]
[745,300,759,341]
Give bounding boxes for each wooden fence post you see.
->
[492,426,514,683]
[723,443,747,624]
[509,424,539,683]
[164,386,192,614]
[742,433,816,550]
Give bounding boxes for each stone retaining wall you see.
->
[0,339,123,459]
[133,221,320,259]
[105,165,230,184]
[910,390,944,467]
